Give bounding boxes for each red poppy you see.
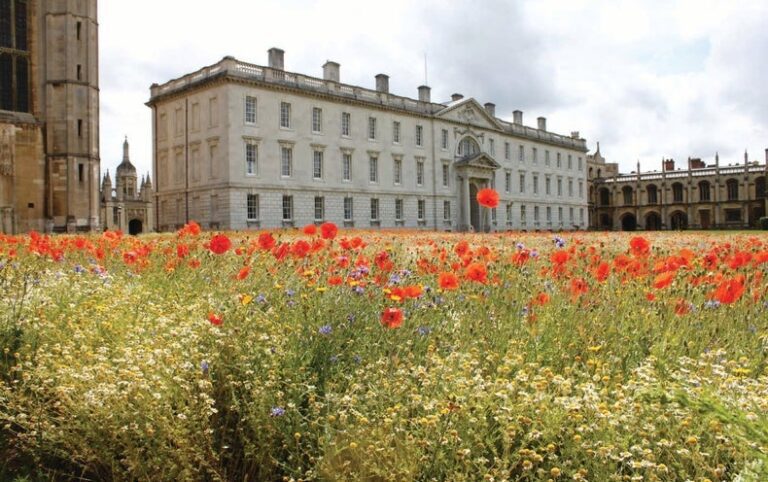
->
[380,307,404,329]
[550,250,570,265]
[465,262,487,283]
[569,277,589,299]
[258,232,276,251]
[209,234,232,255]
[403,285,423,299]
[713,277,745,304]
[303,224,317,236]
[594,261,610,282]
[176,244,190,259]
[320,222,338,240]
[208,312,223,326]
[327,275,343,286]
[674,298,691,316]
[476,188,499,208]
[236,266,251,281]
[532,292,550,306]
[438,272,460,290]
[653,271,675,290]
[629,236,650,257]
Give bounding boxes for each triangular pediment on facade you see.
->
[454,152,501,170]
[435,98,503,130]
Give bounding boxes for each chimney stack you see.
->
[451,93,464,102]
[513,110,523,125]
[375,74,389,93]
[571,131,580,139]
[322,61,340,82]
[484,102,496,117]
[537,117,547,131]
[268,47,284,70]
[663,159,675,171]
[418,85,431,103]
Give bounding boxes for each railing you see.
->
[598,164,767,184]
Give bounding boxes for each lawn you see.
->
[1,225,767,481]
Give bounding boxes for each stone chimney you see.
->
[418,85,431,103]
[689,158,705,169]
[571,131,580,139]
[451,93,464,102]
[513,110,523,125]
[484,102,496,117]
[268,47,284,70]
[375,74,389,93]
[537,117,547,131]
[322,61,340,82]
[663,159,675,171]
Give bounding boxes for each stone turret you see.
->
[101,170,112,202]
[142,173,153,203]
[116,137,138,201]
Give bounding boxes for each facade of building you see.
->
[589,148,768,230]
[0,0,100,234]
[147,48,589,232]
[100,138,153,234]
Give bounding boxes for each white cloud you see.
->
[98,0,768,179]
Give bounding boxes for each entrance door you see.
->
[621,214,637,231]
[469,183,480,232]
[699,210,711,229]
[128,219,143,235]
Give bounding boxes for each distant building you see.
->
[146,48,589,232]
[0,0,101,234]
[100,138,153,234]
[589,147,768,230]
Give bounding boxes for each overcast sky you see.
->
[99,0,768,180]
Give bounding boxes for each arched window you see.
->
[457,137,480,158]
[599,187,611,206]
[622,186,633,205]
[597,169,602,178]
[727,179,739,201]
[647,184,658,204]
[698,181,710,201]
[672,182,684,203]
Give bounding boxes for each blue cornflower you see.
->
[200,360,209,375]
[704,300,720,309]
[270,407,286,417]
[256,294,267,304]
[285,289,295,297]
[74,264,86,274]
[516,242,525,250]
[417,326,432,336]
[319,324,332,335]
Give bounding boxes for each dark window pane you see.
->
[15,55,27,112]
[0,54,13,110]
[0,0,11,48]
[15,0,26,51]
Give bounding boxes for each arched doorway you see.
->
[620,213,637,231]
[599,214,612,230]
[670,211,687,230]
[128,219,143,235]
[645,212,661,231]
[469,183,480,232]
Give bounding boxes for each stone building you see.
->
[0,0,100,234]
[589,147,768,230]
[147,48,589,232]
[100,138,153,234]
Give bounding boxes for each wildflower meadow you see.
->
[1,222,768,481]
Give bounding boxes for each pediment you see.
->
[455,152,501,170]
[436,98,502,130]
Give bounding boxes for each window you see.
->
[521,205,527,224]
[112,206,118,224]
[370,198,380,221]
[699,181,710,201]
[491,207,497,223]
[395,199,404,221]
[623,187,633,205]
[558,207,563,224]
[557,178,563,197]
[545,176,551,195]
[281,146,292,177]
[313,150,323,179]
[341,112,351,136]
[368,117,377,140]
[519,173,525,193]
[579,181,584,198]
[209,97,219,127]
[369,156,378,182]
[393,121,400,143]
[393,158,402,185]
[418,200,426,221]
[314,196,324,221]
[534,206,540,223]
[727,179,739,200]
[191,102,200,131]
[580,208,584,223]
[76,64,81,80]
[208,144,218,179]
[78,119,83,137]
[344,197,354,221]
[546,206,552,223]
[506,203,513,224]
[245,96,257,124]
[442,163,450,187]
[416,125,423,146]
[247,194,259,220]
[280,102,291,128]
[578,157,583,171]
[532,147,537,163]
[78,163,84,183]
[556,153,562,168]
[342,153,352,181]
[545,150,550,166]
[77,22,82,40]
[673,183,684,202]
[159,113,167,140]
[569,207,574,223]
[190,145,200,182]
[505,142,510,160]
[647,185,658,204]
[725,208,741,222]
[519,145,524,162]
[416,160,424,186]
[489,138,495,155]
[490,172,496,190]
[444,201,451,221]
[568,179,573,197]
[505,172,511,193]
[282,195,293,221]
[533,175,538,194]
[245,143,257,175]
[312,107,322,133]
[567,155,573,170]
[442,129,449,150]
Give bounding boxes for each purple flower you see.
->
[319,324,332,335]
[270,407,285,417]
[201,360,209,375]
